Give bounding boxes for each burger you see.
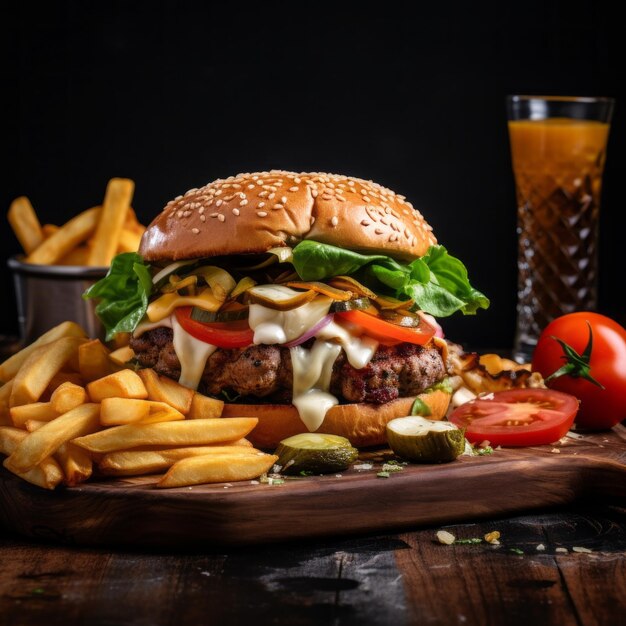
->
[85,171,488,448]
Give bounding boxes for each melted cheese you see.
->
[134,316,173,338]
[290,341,342,431]
[146,288,221,323]
[171,314,217,390]
[316,320,378,369]
[248,295,332,344]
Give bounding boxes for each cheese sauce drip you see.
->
[171,314,217,389]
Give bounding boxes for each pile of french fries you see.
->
[8,178,145,266]
[0,322,277,490]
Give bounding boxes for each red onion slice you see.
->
[284,314,334,347]
[420,312,444,338]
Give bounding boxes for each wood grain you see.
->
[0,427,624,548]
[0,506,625,625]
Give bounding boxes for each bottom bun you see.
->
[221,389,451,449]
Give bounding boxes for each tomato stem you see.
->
[544,322,605,389]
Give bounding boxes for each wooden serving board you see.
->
[1,427,625,548]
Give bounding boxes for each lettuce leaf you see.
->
[83,252,152,340]
[292,241,489,317]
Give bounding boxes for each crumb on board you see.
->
[573,546,593,553]
[436,530,456,545]
[536,544,546,551]
[484,531,501,544]
[556,547,568,554]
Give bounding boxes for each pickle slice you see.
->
[275,433,358,474]
[386,417,465,463]
[330,297,371,312]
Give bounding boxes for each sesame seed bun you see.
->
[140,170,437,262]
[221,389,451,449]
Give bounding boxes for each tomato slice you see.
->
[448,389,579,447]
[335,309,436,345]
[174,307,254,348]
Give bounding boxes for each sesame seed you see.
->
[311,189,318,198]
[268,193,276,200]
[294,177,301,184]
[247,184,255,190]
[216,199,223,207]
[281,196,287,204]
[258,202,265,208]
[348,181,355,186]
[322,194,333,201]
[389,234,398,242]
[192,228,200,234]
[331,216,338,226]
[289,186,299,192]
[224,195,235,202]
[239,192,246,199]
[361,220,370,226]
[207,199,214,206]
[256,180,263,185]
[375,228,384,235]
[200,215,206,222]
[232,208,240,216]
[259,191,269,198]
[273,203,284,210]
[240,199,248,206]
[177,210,184,218]
[210,213,219,218]
[257,211,268,217]
[360,189,367,195]
[218,214,225,222]
[183,210,191,217]
[215,190,222,196]
[363,196,371,203]
[337,195,346,202]
[199,207,205,214]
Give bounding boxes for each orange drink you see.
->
[507,96,614,360]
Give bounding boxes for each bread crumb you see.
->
[555,547,568,554]
[436,530,456,545]
[550,448,561,454]
[536,543,546,551]
[484,531,501,544]
[572,546,592,553]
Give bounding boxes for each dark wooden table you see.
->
[1,502,625,626]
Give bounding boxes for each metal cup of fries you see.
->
[8,258,107,345]
[7,178,144,345]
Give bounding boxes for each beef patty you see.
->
[130,327,447,404]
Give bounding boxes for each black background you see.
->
[2,0,624,351]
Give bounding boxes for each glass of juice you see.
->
[507,95,614,362]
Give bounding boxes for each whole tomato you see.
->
[532,312,626,430]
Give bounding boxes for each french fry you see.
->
[10,402,59,428]
[41,223,60,238]
[99,444,259,476]
[116,228,143,253]
[108,345,135,366]
[73,417,258,453]
[25,206,101,265]
[5,403,100,473]
[157,452,278,488]
[8,196,44,254]
[50,382,87,414]
[0,321,87,383]
[55,442,92,486]
[9,336,86,407]
[0,380,14,425]
[142,401,185,424]
[24,419,47,432]
[138,368,194,415]
[88,178,135,266]
[46,371,84,395]
[86,369,148,402]
[188,392,225,419]
[110,332,132,350]
[0,427,63,490]
[58,246,90,266]
[100,397,150,425]
[78,339,119,382]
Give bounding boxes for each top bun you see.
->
[140,171,436,262]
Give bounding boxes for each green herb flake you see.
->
[454,538,483,545]
[382,463,404,473]
[31,588,45,595]
[377,471,391,478]
[509,548,524,555]
[475,446,494,456]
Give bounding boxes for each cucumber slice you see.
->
[275,433,358,474]
[330,297,371,313]
[386,417,465,463]
[190,306,249,323]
